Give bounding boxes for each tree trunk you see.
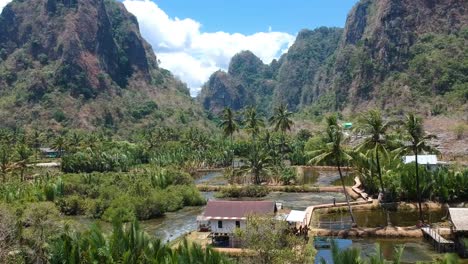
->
[337,161,356,225]
[231,134,234,171]
[415,149,423,222]
[280,131,285,166]
[376,149,385,194]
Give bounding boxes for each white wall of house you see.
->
[209,219,246,234]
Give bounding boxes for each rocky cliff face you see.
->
[198,50,277,114]
[198,27,342,113]
[199,0,467,116]
[0,0,155,97]
[315,0,467,113]
[0,0,207,134]
[274,27,343,111]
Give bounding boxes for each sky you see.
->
[0,0,358,96]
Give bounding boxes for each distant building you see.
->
[448,208,468,257]
[403,154,438,165]
[198,200,277,247]
[39,147,59,158]
[402,154,444,170]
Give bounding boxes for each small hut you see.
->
[199,200,277,247]
[449,208,468,257]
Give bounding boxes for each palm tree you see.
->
[66,131,82,153]
[308,115,356,225]
[0,145,12,182]
[356,109,393,195]
[52,136,66,158]
[269,103,294,163]
[399,113,435,222]
[244,106,264,143]
[30,129,42,161]
[240,145,272,185]
[15,144,32,181]
[219,107,239,169]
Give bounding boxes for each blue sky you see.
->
[153,0,358,35]
[1,0,360,96]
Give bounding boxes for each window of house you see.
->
[218,220,223,228]
[235,221,240,228]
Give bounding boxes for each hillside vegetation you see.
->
[0,0,212,137]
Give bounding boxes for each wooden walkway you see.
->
[421,227,454,252]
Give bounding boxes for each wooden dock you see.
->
[421,227,454,252]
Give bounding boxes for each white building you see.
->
[199,200,277,237]
[403,154,438,165]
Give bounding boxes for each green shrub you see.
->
[280,167,297,185]
[53,110,66,123]
[102,195,136,222]
[217,185,269,198]
[56,195,86,215]
[85,199,108,219]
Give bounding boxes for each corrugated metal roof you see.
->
[203,200,276,219]
[286,210,307,223]
[403,155,438,165]
[449,208,468,231]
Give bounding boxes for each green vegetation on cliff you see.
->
[0,0,211,136]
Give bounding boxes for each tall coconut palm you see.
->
[244,106,264,143]
[356,109,393,195]
[269,103,294,163]
[219,107,239,169]
[399,113,435,222]
[15,144,32,181]
[30,129,42,161]
[52,136,66,158]
[308,115,356,225]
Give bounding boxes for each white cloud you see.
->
[122,0,295,96]
[0,0,12,12]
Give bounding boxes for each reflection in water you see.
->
[316,209,447,229]
[352,238,446,263]
[300,167,354,186]
[315,237,452,264]
[194,171,227,186]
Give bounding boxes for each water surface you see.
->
[315,237,464,264]
[300,167,354,186]
[315,208,447,229]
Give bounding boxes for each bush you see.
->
[85,198,108,219]
[53,110,66,123]
[280,167,297,185]
[102,195,136,222]
[56,195,87,215]
[217,185,269,198]
[452,123,467,140]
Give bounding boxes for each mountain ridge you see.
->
[0,0,211,135]
[198,0,467,117]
